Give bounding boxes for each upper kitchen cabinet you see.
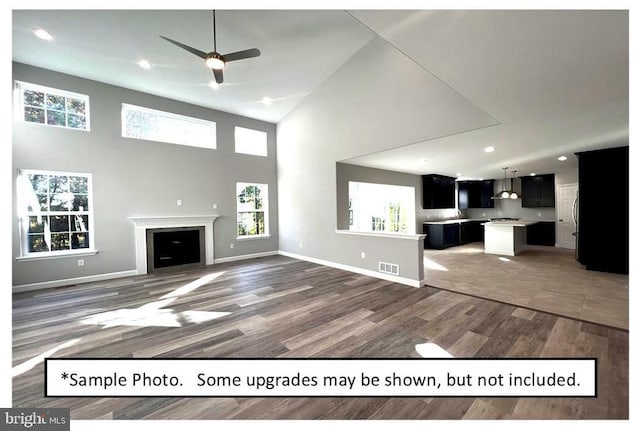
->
[520,174,555,207]
[458,180,495,209]
[576,146,628,274]
[422,174,455,209]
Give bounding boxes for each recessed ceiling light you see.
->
[261,97,273,106]
[484,146,495,153]
[34,29,53,41]
[558,156,568,161]
[530,172,536,176]
[456,173,462,177]
[138,60,152,70]
[209,81,219,90]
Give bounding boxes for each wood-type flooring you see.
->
[12,255,628,419]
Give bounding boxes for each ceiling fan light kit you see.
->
[161,10,261,84]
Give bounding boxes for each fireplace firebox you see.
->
[146,226,205,272]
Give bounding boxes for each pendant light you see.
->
[509,170,520,199]
[509,171,520,199]
[492,167,510,199]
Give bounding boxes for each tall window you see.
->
[236,183,269,238]
[17,170,94,256]
[235,126,267,156]
[348,181,415,234]
[121,104,216,149]
[15,81,89,130]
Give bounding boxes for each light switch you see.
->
[361,252,366,259]
[213,203,218,209]
[77,259,84,266]
[177,200,183,206]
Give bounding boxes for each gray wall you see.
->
[277,35,496,284]
[12,62,278,286]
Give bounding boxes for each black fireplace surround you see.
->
[146,226,205,272]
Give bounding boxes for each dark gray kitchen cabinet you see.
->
[423,223,459,249]
[520,174,555,207]
[458,180,495,209]
[576,146,628,274]
[461,220,484,243]
[422,174,455,209]
[526,221,555,246]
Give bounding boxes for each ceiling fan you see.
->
[160,10,261,84]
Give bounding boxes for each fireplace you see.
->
[146,227,205,272]
[129,215,219,275]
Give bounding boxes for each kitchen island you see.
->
[483,220,539,256]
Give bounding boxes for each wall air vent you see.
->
[378,261,399,276]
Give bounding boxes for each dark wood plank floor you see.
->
[13,256,628,419]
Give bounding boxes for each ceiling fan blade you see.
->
[213,68,224,84]
[160,36,207,59]
[222,48,261,62]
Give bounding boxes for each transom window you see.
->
[236,183,269,238]
[15,81,89,130]
[122,104,216,149]
[348,181,416,234]
[234,126,267,157]
[17,169,94,256]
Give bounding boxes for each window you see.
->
[122,104,216,149]
[234,126,267,156]
[236,183,269,238]
[17,169,94,257]
[15,81,90,130]
[348,181,415,234]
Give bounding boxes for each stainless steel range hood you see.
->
[491,168,520,200]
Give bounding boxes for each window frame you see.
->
[16,169,96,259]
[234,126,268,157]
[236,182,270,240]
[348,181,416,235]
[14,81,91,131]
[121,103,217,150]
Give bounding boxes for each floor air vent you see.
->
[378,261,399,276]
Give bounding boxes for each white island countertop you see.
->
[482,220,542,227]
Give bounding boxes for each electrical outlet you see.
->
[177,200,182,206]
[361,252,366,259]
[77,259,84,267]
[482,212,486,217]
[299,242,303,248]
[230,243,234,249]
[213,203,218,209]
[538,212,542,217]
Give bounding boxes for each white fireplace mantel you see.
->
[129,215,219,274]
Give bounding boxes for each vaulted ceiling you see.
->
[13,10,628,180]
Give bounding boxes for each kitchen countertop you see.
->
[423,218,488,225]
[483,220,540,227]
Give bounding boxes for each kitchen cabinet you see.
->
[461,220,484,243]
[526,221,555,246]
[458,180,495,209]
[520,174,555,207]
[422,174,455,209]
[424,220,486,249]
[576,146,628,274]
[423,223,459,249]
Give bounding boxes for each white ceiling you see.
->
[12,10,628,180]
[12,10,374,124]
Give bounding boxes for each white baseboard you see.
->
[13,270,138,293]
[214,250,279,264]
[278,250,422,288]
